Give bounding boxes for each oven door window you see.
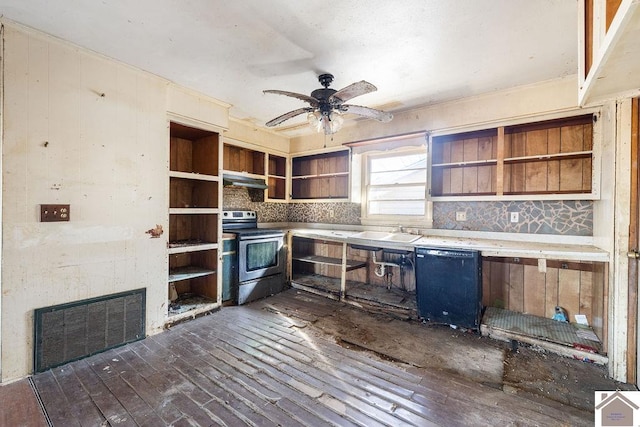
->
[246,240,279,271]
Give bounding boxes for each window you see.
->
[363,148,430,223]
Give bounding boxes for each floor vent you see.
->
[34,288,146,373]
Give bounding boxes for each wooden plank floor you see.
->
[28,289,593,426]
[0,378,48,426]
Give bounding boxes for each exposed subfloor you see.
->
[291,274,418,318]
[7,288,636,426]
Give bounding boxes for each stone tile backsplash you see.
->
[432,200,593,236]
[224,187,593,235]
[223,187,288,223]
[288,202,361,225]
[223,187,359,224]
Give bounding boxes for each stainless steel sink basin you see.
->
[351,230,421,243]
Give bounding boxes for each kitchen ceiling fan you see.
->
[263,73,393,135]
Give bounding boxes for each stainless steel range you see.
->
[222,210,286,305]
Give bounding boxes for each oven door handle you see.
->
[239,233,285,241]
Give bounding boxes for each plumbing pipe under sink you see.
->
[372,251,400,277]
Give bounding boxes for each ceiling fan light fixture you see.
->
[307,111,343,135]
[265,73,391,134]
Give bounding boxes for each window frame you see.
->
[360,146,432,227]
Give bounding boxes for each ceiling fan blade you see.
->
[263,90,319,107]
[265,107,313,127]
[329,81,377,103]
[341,104,393,122]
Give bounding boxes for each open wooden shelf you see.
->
[168,122,221,316]
[169,266,216,283]
[293,255,367,271]
[268,154,287,200]
[223,144,265,175]
[431,114,594,197]
[291,150,349,199]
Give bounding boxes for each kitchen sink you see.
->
[384,233,422,243]
[351,230,421,243]
[351,230,392,240]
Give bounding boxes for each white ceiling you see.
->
[0,1,579,136]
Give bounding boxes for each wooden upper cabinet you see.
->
[170,123,220,176]
[291,150,350,200]
[606,0,623,30]
[431,129,498,197]
[503,116,593,195]
[267,154,287,200]
[223,144,265,175]
[579,0,640,105]
[431,115,594,198]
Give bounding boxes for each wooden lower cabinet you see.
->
[482,256,607,352]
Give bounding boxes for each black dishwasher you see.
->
[415,247,482,330]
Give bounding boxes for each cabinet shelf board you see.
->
[168,266,216,283]
[503,151,592,164]
[431,192,497,197]
[292,172,349,180]
[503,189,592,196]
[168,242,218,255]
[166,300,218,325]
[169,208,219,215]
[432,159,498,168]
[221,170,266,180]
[293,255,366,271]
[169,171,219,181]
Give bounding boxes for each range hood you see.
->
[223,173,268,190]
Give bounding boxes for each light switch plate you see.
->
[40,204,70,222]
[510,212,519,223]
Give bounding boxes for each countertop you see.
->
[288,228,610,262]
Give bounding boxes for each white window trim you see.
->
[360,146,433,228]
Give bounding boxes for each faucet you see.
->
[397,225,405,233]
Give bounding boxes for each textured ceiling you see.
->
[0,1,578,135]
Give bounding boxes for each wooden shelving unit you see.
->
[223,144,265,175]
[431,115,594,198]
[268,154,287,200]
[431,129,498,197]
[168,122,221,323]
[292,254,367,271]
[291,236,366,298]
[291,150,350,200]
[290,235,417,316]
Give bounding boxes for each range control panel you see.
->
[222,210,256,220]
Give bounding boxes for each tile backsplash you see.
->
[223,187,288,222]
[432,200,593,236]
[224,187,593,235]
[223,187,359,224]
[288,202,361,225]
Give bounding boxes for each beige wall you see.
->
[0,22,231,382]
[225,117,289,154]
